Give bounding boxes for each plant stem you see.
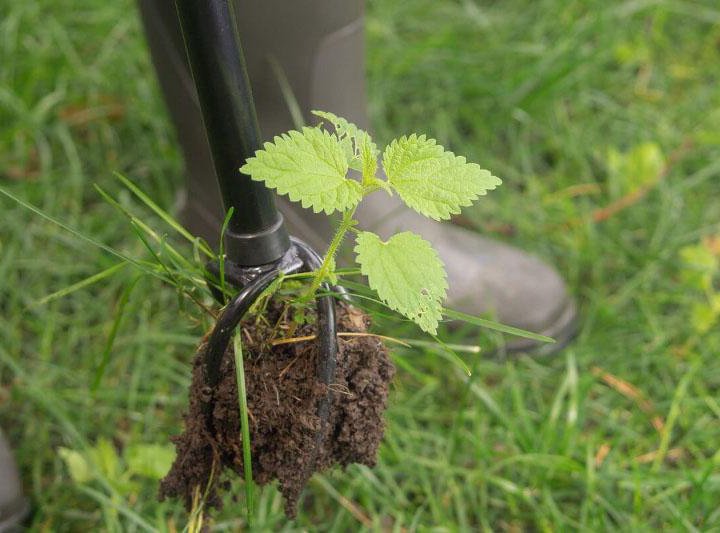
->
[303,209,356,301]
[233,333,254,526]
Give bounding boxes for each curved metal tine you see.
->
[202,237,340,458]
[204,259,274,305]
[204,269,283,389]
[203,238,340,391]
[291,238,338,388]
[289,239,339,469]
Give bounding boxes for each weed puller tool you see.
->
[173,0,338,430]
[165,0,511,519]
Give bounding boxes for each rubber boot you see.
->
[138,0,577,353]
[0,431,28,532]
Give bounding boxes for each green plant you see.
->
[679,236,720,334]
[240,110,502,335]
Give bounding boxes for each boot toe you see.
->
[443,226,577,353]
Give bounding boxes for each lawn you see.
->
[2,0,720,530]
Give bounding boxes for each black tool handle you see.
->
[174,0,289,265]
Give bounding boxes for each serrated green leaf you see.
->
[355,231,447,334]
[240,126,362,215]
[382,134,501,220]
[311,110,379,181]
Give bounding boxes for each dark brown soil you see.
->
[159,302,395,518]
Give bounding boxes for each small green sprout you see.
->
[240,111,501,335]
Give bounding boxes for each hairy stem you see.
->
[303,209,356,301]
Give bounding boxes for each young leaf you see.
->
[311,110,379,178]
[360,134,379,186]
[382,134,501,220]
[240,126,362,215]
[354,230,447,334]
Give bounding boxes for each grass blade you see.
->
[218,208,234,304]
[652,360,700,471]
[113,172,214,258]
[431,333,471,376]
[399,338,481,354]
[233,333,255,526]
[36,262,127,306]
[0,186,154,275]
[92,275,140,392]
[94,183,199,273]
[443,307,555,343]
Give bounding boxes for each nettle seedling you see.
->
[240,110,502,335]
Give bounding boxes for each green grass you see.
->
[2,0,720,530]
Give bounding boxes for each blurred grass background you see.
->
[2,0,720,530]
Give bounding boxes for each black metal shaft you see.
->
[174,0,289,265]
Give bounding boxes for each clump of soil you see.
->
[159,302,395,518]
